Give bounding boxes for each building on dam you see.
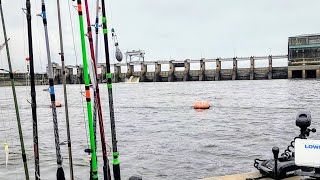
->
[288,34,320,79]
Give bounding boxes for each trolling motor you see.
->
[247,111,317,180]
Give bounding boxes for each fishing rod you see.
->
[82,1,98,179]
[75,0,98,179]
[38,1,65,179]
[0,1,29,179]
[55,0,74,179]
[25,0,40,179]
[0,37,9,51]
[100,0,121,179]
[83,0,111,179]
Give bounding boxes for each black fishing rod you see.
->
[0,2,30,179]
[100,0,121,179]
[38,1,65,179]
[83,0,111,179]
[25,0,40,179]
[55,0,74,179]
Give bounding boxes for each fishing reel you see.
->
[248,111,317,180]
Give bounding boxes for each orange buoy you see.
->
[193,101,210,109]
[55,101,62,107]
[50,101,62,107]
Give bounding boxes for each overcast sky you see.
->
[0,0,319,72]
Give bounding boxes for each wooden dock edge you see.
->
[199,171,302,180]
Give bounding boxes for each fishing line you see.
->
[0,55,7,141]
[83,1,102,177]
[100,0,122,178]
[0,86,7,144]
[20,0,27,55]
[67,0,89,149]
[107,0,118,63]
[108,0,114,27]
[0,48,10,171]
[0,1,22,179]
[74,0,99,178]
[103,0,118,129]
[98,28,103,65]
[0,40,22,179]
[90,0,114,178]
[19,0,28,77]
[34,0,45,73]
[19,0,31,121]
[4,85,12,152]
[89,0,94,28]
[55,0,75,178]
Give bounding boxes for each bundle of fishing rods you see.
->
[0,0,127,179]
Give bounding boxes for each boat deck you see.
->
[200,172,302,180]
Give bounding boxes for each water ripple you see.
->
[0,80,320,179]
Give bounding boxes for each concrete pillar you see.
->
[250,56,255,80]
[64,67,68,84]
[288,70,292,79]
[69,67,74,84]
[199,59,206,81]
[57,69,62,84]
[65,67,73,84]
[232,57,237,80]
[127,63,134,79]
[66,68,73,84]
[215,58,221,81]
[51,66,55,78]
[73,68,77,84]
[140,62,147,82]
[168,60,175,82]
[268,55,273,79]
[183,60,190,81]
[114,64,121,83]
[154,62,161,82]
[317,69,320,79]
[100,64,106,82]
[77,66,84,84]
[302,69,306,79]
[53,67,59,84]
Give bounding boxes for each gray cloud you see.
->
[0,0,319,72]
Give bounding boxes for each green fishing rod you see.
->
[39,1,65,179]
[55,0,74,179]
[25,0,41,179]
[0,1,30,179]
[83,0,98,178]
[83,0,111,179]
[100,0,121,179]
[75,0,98,179]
